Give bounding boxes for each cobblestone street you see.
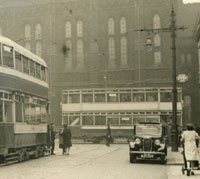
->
[2,143,199,179]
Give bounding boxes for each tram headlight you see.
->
[135,138,141,145]
[154,139,161,146]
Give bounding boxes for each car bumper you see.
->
[130,151,166,160]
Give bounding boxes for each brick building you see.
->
[0,0,199,127]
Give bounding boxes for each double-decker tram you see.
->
[0,36,49,164]
[61,87,183,143]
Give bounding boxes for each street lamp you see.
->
[136,5,186,152]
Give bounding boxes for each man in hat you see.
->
[50,122,56,155]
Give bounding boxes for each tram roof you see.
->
[0,36,47,67]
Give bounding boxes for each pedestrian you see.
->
[61,124,72,155]
[50,122,56,155]
[181,123,200,176]
[106,123,112,146]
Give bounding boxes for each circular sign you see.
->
[177,74,189,83]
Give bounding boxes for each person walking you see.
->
[181,123,200,176]
[61,124,72,155]
[50,122,56,155]
[106,123,112,146]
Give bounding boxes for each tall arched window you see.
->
[25,24,31,40]
[35,23,42,40]
[25,42,31,51]
[77,20,83,37]
[154,34,161,47]
[108,18,115,35]
[76,39,84,69]
[36,42,42,57]
[153,14,160,29]
[0,27,2,36]
[120,17,126,34]
[120,37,127,67]
[108,38,115,68]
[65,40,72,70]
[154,51,162,67]
[65,21,72,38]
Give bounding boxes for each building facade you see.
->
[0,0,199,127]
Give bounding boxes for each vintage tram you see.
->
[0,36,50,164]
[61,87,183,143]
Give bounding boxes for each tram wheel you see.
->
[18,150,25,162]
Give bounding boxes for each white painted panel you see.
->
[0,66,48,88]
[14,123,47,134]
[81,126,133,130]
[62,102,182,112]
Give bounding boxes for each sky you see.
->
[183,0,200,3]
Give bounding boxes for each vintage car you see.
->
[129,123,167,164]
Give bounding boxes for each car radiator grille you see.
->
[143,138,152,151]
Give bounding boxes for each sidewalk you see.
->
[167,147,184,165]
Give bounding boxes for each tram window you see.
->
[107,93,118,102]
[16,102,23,122]
[133,93,144,102]
[146,92,158,102]
[108,117,119,125]
[69,94,80,103]
[15,51,22,72]
[5,101,13,122]
[120,116,132,125]
[82,116,93,125]
[29,60,36,77]
[146,117,159,123]
[120,93,131,102]
[62,116,68,125]
[41,106,47,124]
[82,94,93,103]
[30,104,36,122]
[133,117,145,124]
[62,94,68,103]
[2,45,14,68]
[0,101,3,122]
[24,104,29,122]
[94,94,105,102]
[69,116,80,126]
[22,56,29,74]
[41,66,46,81]
[36,106,41,123]
[95,116,106,125]
[160,92,172,102]
[36,63,41,79]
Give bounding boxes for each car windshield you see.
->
[136,125,162,136]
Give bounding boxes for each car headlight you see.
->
[155,139,161,146]
[129,141,135,148]
[135,138,141,145]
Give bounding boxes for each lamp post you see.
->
[170,6,178,151]
[136,5,186,152]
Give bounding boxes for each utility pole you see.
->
[135,5,186,152]
[170,6,178,152]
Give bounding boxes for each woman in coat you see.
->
[181,124,199,176]
[62,124,72,155]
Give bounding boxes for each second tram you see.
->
[61,87,183,142]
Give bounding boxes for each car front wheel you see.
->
[160,155,167,164]
[130,153,136,163]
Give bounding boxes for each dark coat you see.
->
[62,128,72,148]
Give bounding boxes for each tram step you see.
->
[5,156,18,162]
[4,153,18,157]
